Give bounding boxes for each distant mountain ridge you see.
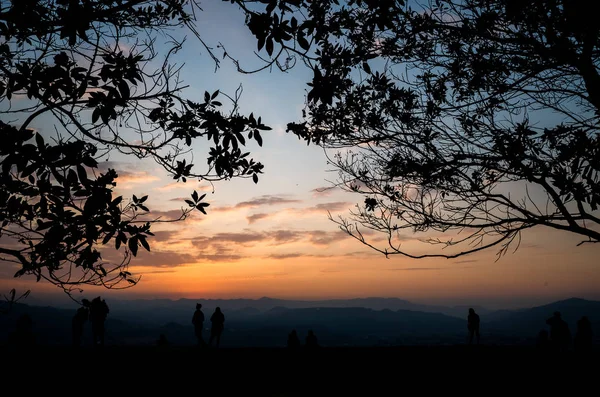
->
[1,297,598,348]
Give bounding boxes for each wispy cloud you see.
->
[215,195,302,213]
[307,230,349,246]
[246,213,271,224]
[310,186,339,198]
[95,161,160,188]
[158,182,214,192]
[245,201,353,224]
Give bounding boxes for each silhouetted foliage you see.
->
[0,288,30,314]
[0,0,270,295]
[230,0,600,259]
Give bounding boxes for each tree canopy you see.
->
[230,0,600,259]
[0,0,270,295]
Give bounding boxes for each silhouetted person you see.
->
[10,314,35,347]
[157,333,169,348]
[89,296,109,348]
[467,308,480,345]
[287,329,300,349]
[306,330,319,349]
[574,316,593,353]
[209,307,225,347]
[546,311,571,352]
[536,330,549,351]
[192,303,206,347]
[72,306,89,348]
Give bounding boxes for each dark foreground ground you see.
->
[1,345,598,394]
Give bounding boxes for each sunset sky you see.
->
[1,1,599,310]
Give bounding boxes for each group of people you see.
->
[287,329,319,349]
[192,303,225,347]
[72,296,109,348]
[466,308,594,352]
[538,311,594,352]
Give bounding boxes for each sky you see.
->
[1,1,599,310]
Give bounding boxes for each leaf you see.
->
[192,190,199,202]
[128,236,138,256]
[185,199,195,207]
[253,173,259,184]
[139,195,148,203]
[35,133,45,150]
[235,131,246,146]
[297,33,310,51]
[254,130,263,147]
[140,236,150,252]
[76,165,88,183]
[266,37,274,56]
[363,62,372,74]
[102,231,115,245]
[211,90,219,99]
[118,80,130,100]
[204,91,210,102]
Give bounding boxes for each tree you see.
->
[0,0,270,295]
[230,0,600,259]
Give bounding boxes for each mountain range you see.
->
[1,297,598,348]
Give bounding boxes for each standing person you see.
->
[305,330,319,349]
[546,311,571,352]
[72,305,89,348]
[209,307,225,348]
[467,308,480,345]
[287,329,301,349]
[192,303,206,347]
[89,296,109,348]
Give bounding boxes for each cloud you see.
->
[94,161,160,187]
[307,230,349,246]
[104,248,197,268]
[188,229,351,262]
[310,186,339,198]
[193,232,265,247]
[454,259,478,264]
[245,202,353,224]
[236,195,302,208]
[132,250,198,268]
[158,182,214,192]
[387,267,443,271]
[137,209,191,222]
[266,253,306,260]
[214,195,302,213]
[149,230,180,243]
[246,213,271,224]
[312,202,352,212]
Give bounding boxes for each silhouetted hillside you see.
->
[485,298,600,343]
[2,297,598,348]
[86,296,492,326]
